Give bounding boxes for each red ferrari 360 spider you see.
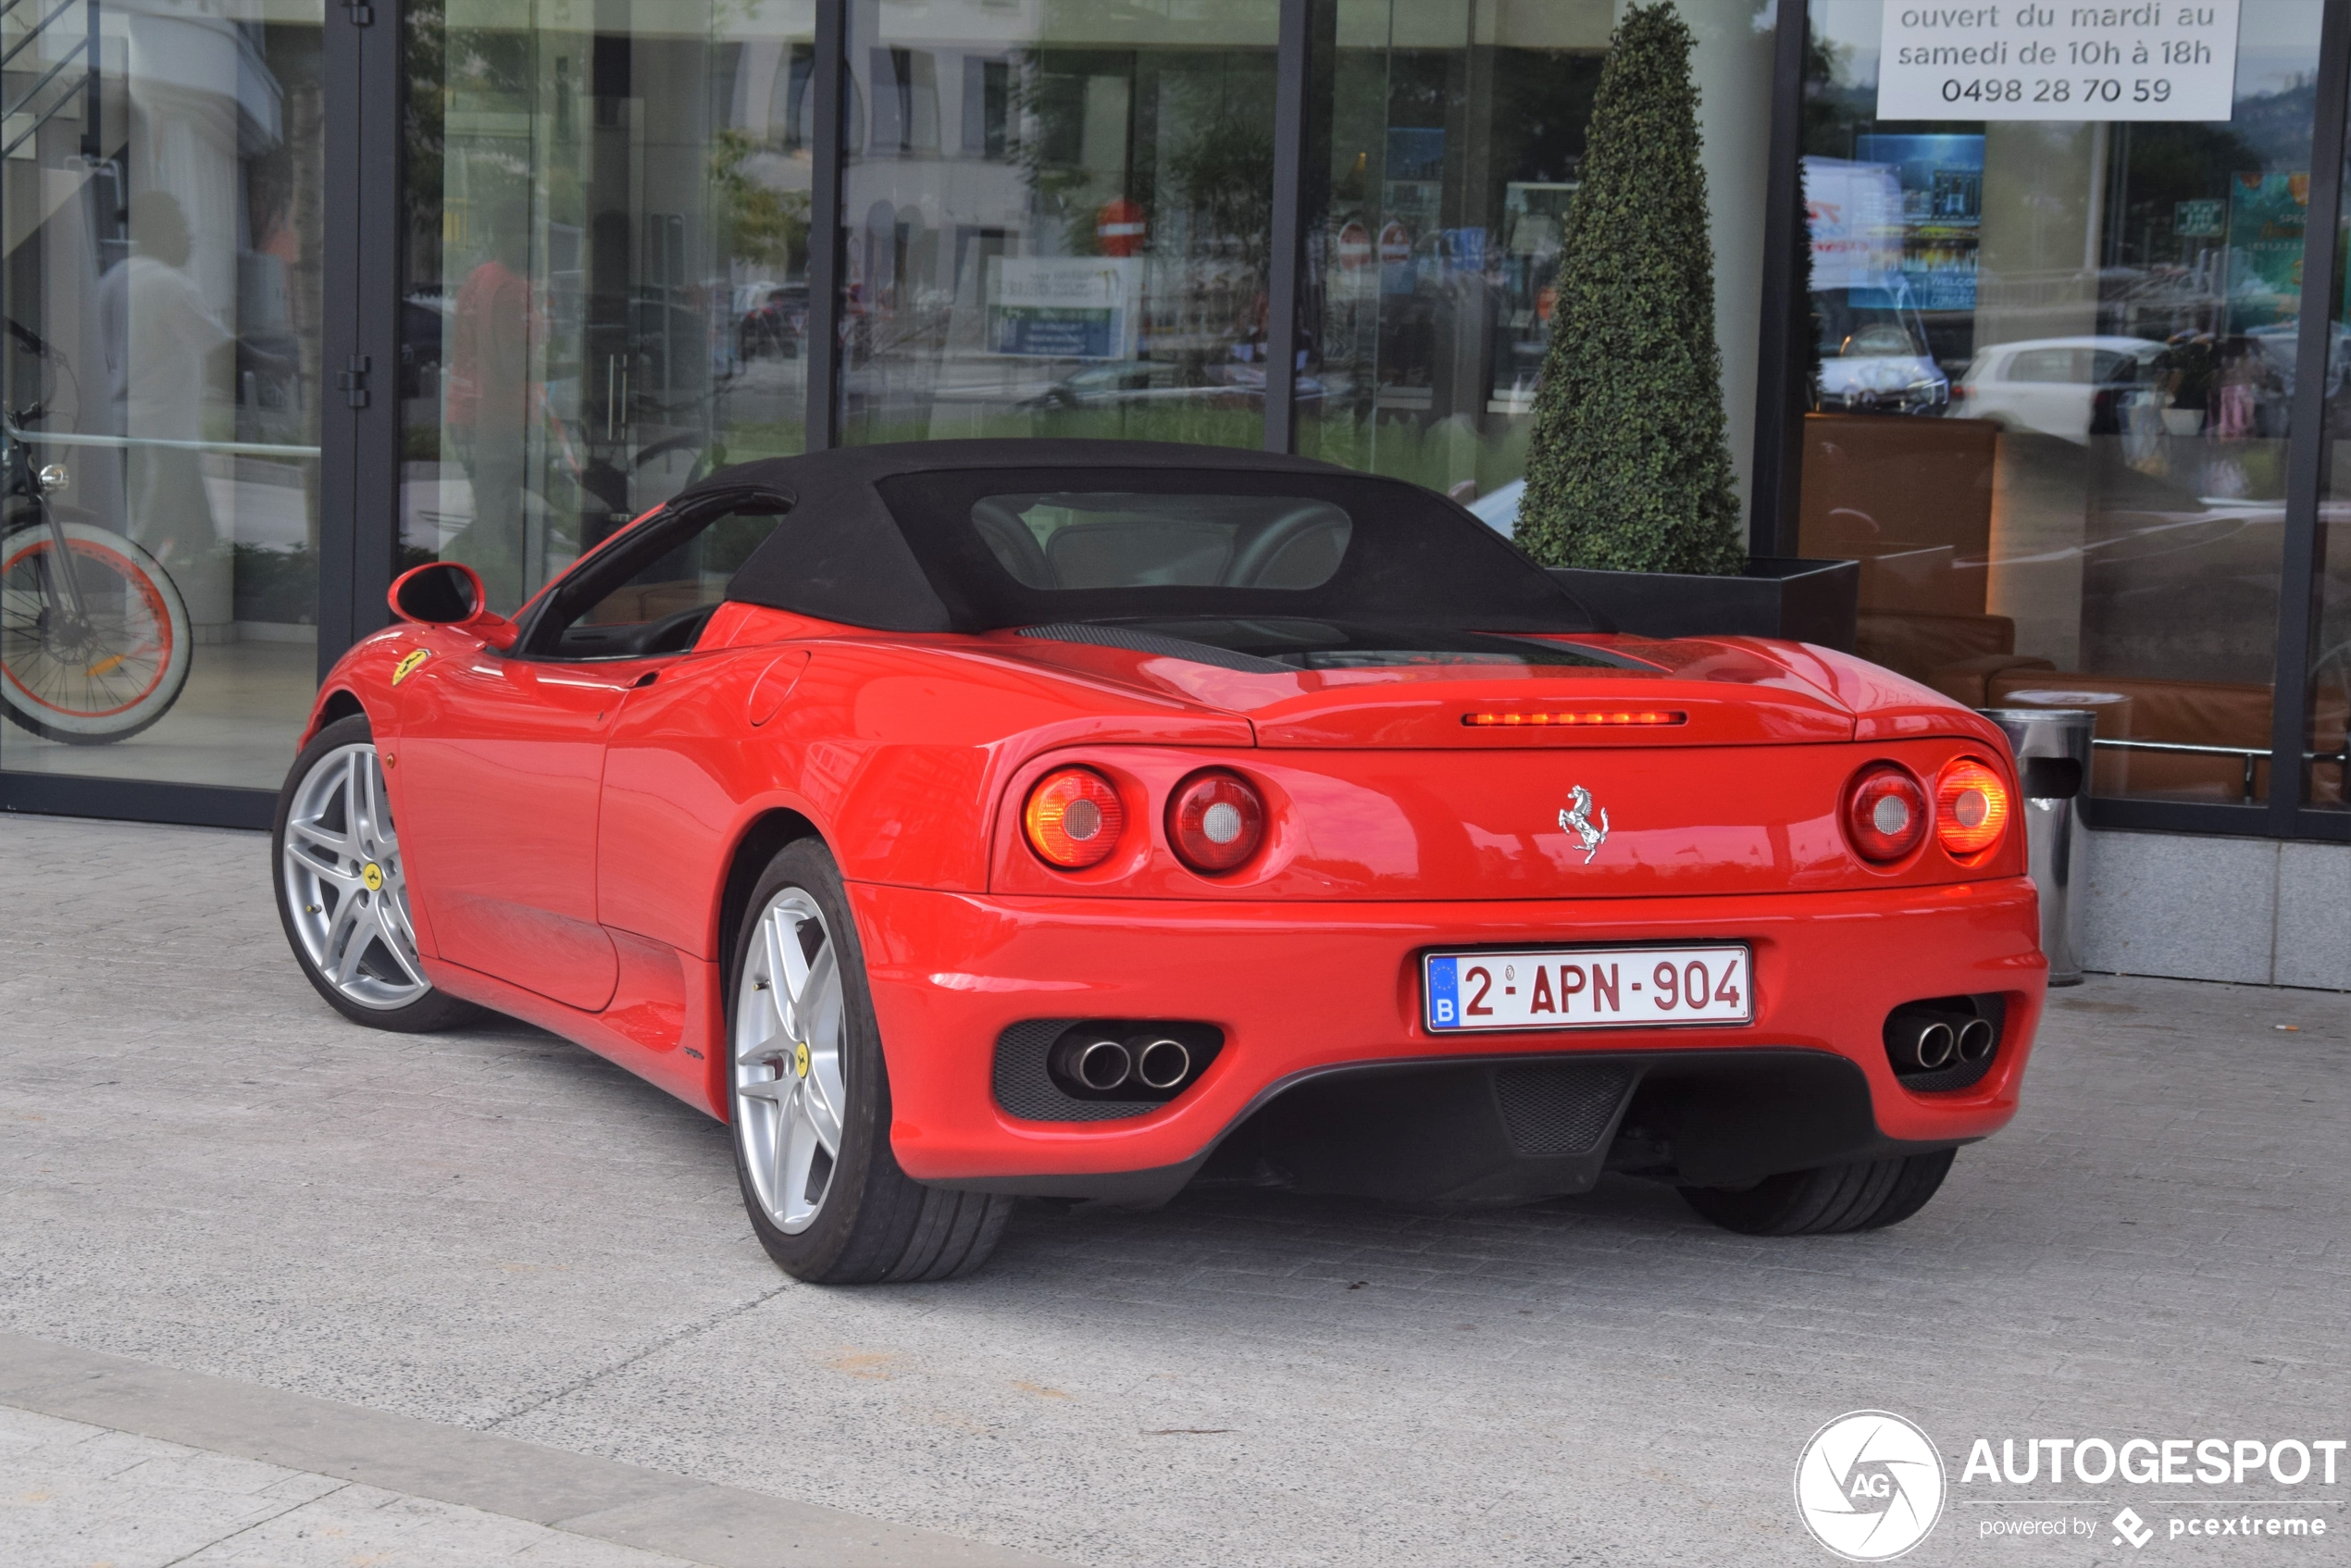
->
[273,442,2046,1283]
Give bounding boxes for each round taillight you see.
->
[1935,757,2009,858]
[1166,769,1265,874]
[1844,764,1928,863]
[1024,766,1125,869]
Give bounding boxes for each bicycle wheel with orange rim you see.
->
[0,516,192,744]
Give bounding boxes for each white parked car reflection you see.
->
[1813,282,1948,415]
[1948,336,2170,443]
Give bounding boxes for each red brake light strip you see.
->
[1462,710,1687,728]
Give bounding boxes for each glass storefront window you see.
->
[401,0,813,613]
[1297,0,1773,524]
[3,0,324,788]
[1800,0,2325,805]
[839,0,1280,450]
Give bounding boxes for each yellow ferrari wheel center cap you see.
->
[361,862,385,892]
[792,1041,811,1078]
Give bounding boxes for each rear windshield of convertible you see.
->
[871,467,1592,633]
[972,492,1351,591]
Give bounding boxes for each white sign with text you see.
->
[1876,2,2241,122]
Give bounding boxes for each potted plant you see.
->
[1513,2,1856,649]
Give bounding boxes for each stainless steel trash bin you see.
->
[1982,707,2095,985]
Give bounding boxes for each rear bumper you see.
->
[851,877,2046,1196]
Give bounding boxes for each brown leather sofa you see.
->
[1980,671,2347,803]
[1856,609,2346,803]
[1856,609,2052,702]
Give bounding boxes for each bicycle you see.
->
[1,396,193,744]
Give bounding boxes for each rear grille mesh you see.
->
[1894,1048,1996,1095]
[1492,1064,1634,1156]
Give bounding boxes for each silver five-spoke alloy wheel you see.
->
[733,889,847,1234]
[279,741,429,1010]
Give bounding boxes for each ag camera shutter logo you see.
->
[1795,1411,1947,1561]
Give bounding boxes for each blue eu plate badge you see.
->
[1426,955,1462,1028]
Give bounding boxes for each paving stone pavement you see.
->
[1,812,2345,1567]
[0,1402,701,1568]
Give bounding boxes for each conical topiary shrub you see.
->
[1514,2,1743,577]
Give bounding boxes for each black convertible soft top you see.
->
[685,439,1596,634]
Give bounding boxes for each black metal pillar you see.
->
[1747,0,1811,558]
[803,0,847,453]
[318,0,402,675]
[1263,0,1312,454]
[2271,0,2351,835]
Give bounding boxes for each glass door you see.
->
[400,0,812,613]
[838,0,1281,450]
[3,0,326,788]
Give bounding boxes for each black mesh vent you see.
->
[1895,1047,1996,1095]
[1492,1064,1634,1156]
[991,1019,1224,1123]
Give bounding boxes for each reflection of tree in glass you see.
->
[1009,55,1106,255]
[709,129,811,276]
[403,0,448,263]
[403,0,536,268]
[1168,119,1273,280]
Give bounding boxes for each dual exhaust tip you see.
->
[1885,1005,1997,1075]
[1051,1031,1194,1096]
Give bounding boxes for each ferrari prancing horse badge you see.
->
[1560,784,1610,864]
[392,650,429,685]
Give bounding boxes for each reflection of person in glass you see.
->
[444,210,533,609]
[98,191,231,616]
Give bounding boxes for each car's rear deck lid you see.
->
[1000,620,1857,746]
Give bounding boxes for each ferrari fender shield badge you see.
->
[1560,784,1610,864]
[392,650,429,685]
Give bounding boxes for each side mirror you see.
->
[388,561,520,651]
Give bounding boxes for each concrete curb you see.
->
[0,1333,1072,1568]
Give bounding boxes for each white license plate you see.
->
[1424,944,1752,1032]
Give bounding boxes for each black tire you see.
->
[1680,1149,1957,1236]
[728,837,1012,1284]
[272,713,485,1033]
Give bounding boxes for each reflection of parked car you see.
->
[2242,318,2351,403]
[1813,282,1948,415]
[1465,477,1524,536]
[737,282,806,360]
[1947,337,2167,443]
[1023,361,1168,410]
[1021,360,1320,412]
